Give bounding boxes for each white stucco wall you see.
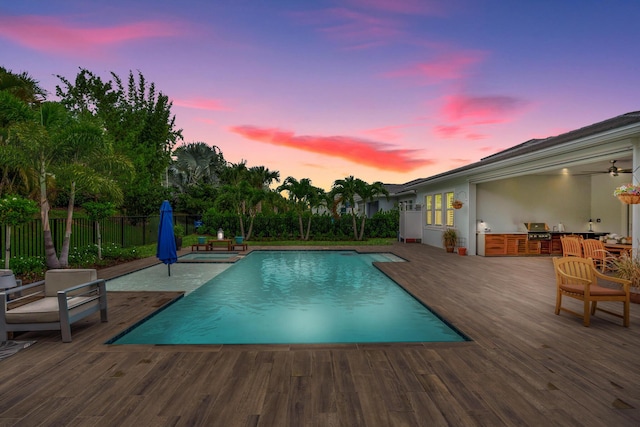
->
[476,174,626,234]
[591,173,630,235]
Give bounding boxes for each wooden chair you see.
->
[553,257,630,327]
[560,235,583,257]
[581,239,612,272]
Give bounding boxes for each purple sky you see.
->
[2,0,639,190]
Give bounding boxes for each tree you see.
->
[331,176,362,240]
[0,68,46,196]
[9,101,131,268]
[0,66,47,105]
[83,201,116,260]
[169,142,225,190]
[331,176,388,240]
[277,177,324,240]
[53,113,133,266]
[10,101,68,268]
[56,69,183,216]
[355,181,389,240]
[0,195,38,268]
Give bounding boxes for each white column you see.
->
[633,142,640,250]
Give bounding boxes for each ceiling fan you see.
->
[606,160,631,176]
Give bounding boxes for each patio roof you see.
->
[386,111,640,193]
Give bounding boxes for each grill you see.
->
[525,223,551,241]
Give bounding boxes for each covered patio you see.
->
[0,243,639,426]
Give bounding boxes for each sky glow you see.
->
[2,0,639,190]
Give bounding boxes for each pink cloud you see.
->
[384,51,486,83]
[465,133,486,140]
[441,94,528,124]
[229,125,434,172]
[172,97,231,112]
[0,15,183,56]
[434,125,462,138]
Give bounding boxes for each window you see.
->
[425,195,432,225]
[445,192,454,226]
[434,194,443,225]
[425,191,455,227]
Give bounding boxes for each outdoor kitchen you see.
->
[476,222,610,256]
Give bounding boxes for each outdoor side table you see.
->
[208,239,232,251]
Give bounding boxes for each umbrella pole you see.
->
[168,264,171,276]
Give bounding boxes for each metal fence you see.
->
[1,214,199,259]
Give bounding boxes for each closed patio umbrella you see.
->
[157,200,178,276]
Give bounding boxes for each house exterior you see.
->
[385,111,640,255]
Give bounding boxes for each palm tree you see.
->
[10,101,67,268]
[10,102,131,268]
[331,176,388,240]
[53,113,133,267]
[0,92,35,195]
[169,142,225,190]
[331,176,363,240]
[0,68,46,195]
[0,66,47,105]
[355,181,389,240]
[277,177,324,240]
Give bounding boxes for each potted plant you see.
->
[613,184,640,204]
[173,224,185,250]
[442,228,457,253]
[610,250,640,303]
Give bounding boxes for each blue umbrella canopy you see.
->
[157,200,178,276]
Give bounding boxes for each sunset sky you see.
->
[2,0,639,190]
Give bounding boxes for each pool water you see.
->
[110,251,467,345]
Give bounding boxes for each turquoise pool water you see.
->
[110,251,467,345]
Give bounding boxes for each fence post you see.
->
[120,217,125,247]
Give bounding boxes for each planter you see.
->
[175,237,183,250]
[197,236,206,244]
[235,236,244,244]
[457,247,467,256]
[617,194,640,204]
[445,246,455,253]
[631,291,640,304]
[452,200,463,209]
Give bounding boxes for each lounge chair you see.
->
[553,257,630,327]
[0,269,108,342]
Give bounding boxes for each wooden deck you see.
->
[1,243,640,426]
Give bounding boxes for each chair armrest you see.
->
[556,269,592,286]
[5,279,45,294]
[59,279,106,294]
[2,280,46,303]
[592,269,631,290]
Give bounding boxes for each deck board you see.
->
[1,243,639,425]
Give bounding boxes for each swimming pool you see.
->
[109,251,467,345]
